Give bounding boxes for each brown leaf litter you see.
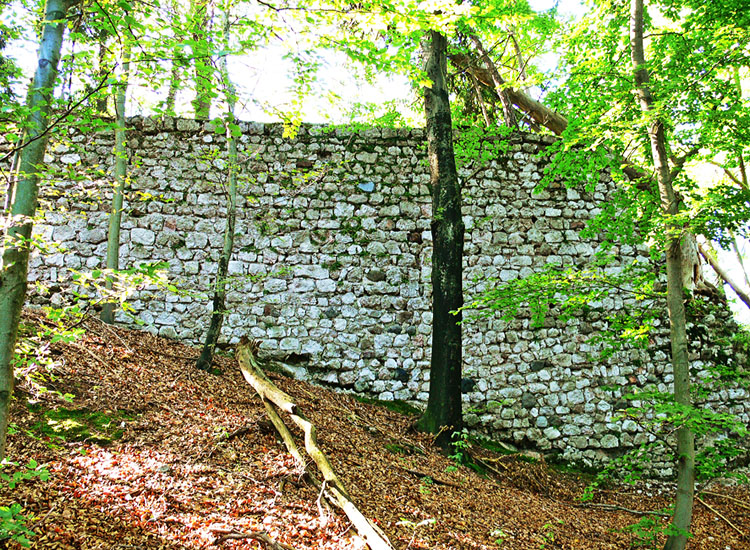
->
[1,310,748,549]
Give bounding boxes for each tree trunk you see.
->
[237,340,393,550]
[415,30,464,451]
[164,0,183,115]
[190,0,213,120]
[629,2,695,549]
[196,11,237,371]
[101,40,131,324]
[0,0,69,460]
[468,35,517,128]
[95,39,108,113]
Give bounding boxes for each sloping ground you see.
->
[2,311,749,549]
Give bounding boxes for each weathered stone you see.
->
[26,119,748,474]
[461,378,476,393]
[131,228,156,246]
[521,392,537,409]
[366,268,386,282]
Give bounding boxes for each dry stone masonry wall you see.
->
[22,117,749,472]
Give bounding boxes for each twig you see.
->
[210,527,296,549]
[316,479,329,526]
[31,501,60,528]
[71,341,108,367]
[93,318,134,353]
[399,466,460,488]
[696,496,746,537]
[474,456,508,477]
[574,503,670,517]
[224,424,252,441]
[700,490,750,511]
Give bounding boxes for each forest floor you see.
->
[2,310,749,550]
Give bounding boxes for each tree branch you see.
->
[698,243,750,312]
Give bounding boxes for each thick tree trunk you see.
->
[101,41,131,324]
[629,2,695,549]
[196,13,237,371]
[0,0,68,460]
[415,30,464,450]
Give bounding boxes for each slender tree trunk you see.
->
[101,41,131,324]
[0,0,69,460]
[196,10,237,371]
[164,0,183,115]
[3,151,19,213]
[729,233,750,289]
[95,39,108,113]
[190,0,213,120]
[629,2,694,549]
[165,54,182,115]
[415,30,464,451]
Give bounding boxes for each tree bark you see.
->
[101,40,131,324]
[468,35,516,128]
[164,0,183,115]
[629,2,695,549]
[95,39,109,113]
[449,52,566,135]
[196,11,237,371]
[190,0,213,120]
[415,30,464,450]
[0,0,69,460]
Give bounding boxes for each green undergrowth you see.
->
[24,404,136,446]
[352,395,421,416]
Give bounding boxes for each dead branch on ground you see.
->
[237,338,394,550]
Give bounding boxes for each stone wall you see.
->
[19,117,749,472]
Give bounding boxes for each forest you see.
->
[1,0,750,548]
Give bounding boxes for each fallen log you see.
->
[237,338,393,550]
[698,243,750,311]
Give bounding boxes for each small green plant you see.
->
[418,476,434,494]
[0,459,49,547]
[620,514,666,549]
[539,519,564,549]
[446,429,484,474]
[490,528,506,546]
[448,428,471,465]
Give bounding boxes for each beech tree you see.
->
[101,39,132,324]
[414,29,464,447]
[0,0,71,459]
[629,2,693,545]
[189,0,215,120]
[196,5,240,371]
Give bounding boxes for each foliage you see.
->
[0,459,48,547]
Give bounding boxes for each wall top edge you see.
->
[73,116,559,145]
